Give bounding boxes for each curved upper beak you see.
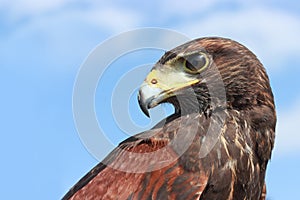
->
[138,82,164,118]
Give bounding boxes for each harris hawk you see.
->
[63,37,276,200]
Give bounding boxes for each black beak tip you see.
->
[141,104,150,118]
[138,92,150,118]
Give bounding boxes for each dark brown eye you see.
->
[183,53,209,74]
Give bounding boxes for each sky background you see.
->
[1,0,300,199]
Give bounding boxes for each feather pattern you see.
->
[63,37,276,200]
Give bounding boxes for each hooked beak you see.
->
[138,82,165,118]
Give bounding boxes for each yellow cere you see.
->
[145,67,200,92]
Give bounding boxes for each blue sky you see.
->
[1,0,300,199]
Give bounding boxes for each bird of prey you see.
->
[63,37,276,200]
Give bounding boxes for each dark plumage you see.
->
[63,37,276,200]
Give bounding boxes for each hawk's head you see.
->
[138,37,275,117]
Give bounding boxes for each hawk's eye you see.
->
[183,53,209,74]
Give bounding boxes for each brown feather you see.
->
[63,37,276,200]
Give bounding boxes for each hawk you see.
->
[63,37,276,200]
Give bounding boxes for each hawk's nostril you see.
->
[151,79,158,84]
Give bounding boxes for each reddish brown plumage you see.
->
[63,37,276,200]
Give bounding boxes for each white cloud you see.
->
[161,0,220,16]
[175,7,300,71]
[0,0,142,33]
[274,99,300,155]
[0,0,71,18]
[0,1,141,32]
[83,7,142,32]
